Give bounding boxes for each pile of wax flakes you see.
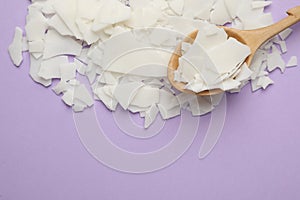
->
[9,0,297,128]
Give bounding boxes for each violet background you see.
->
[1,0,300,199]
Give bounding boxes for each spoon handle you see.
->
[249,6,300,47]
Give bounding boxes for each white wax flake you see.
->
[189,96,214,116]
[107,49,169,77]
[182,0,214,19]
[8,27,24,67]
[28,40,44,53]
[279,28,293,40]
[52,0,83,40]
[168,0,184,16]
[131,86,160,108]
[267,51,286,72]
[235,63,253,82]
[62,89,74,106]
[47,14,73,36]
[251,1,272,9]
[256,76,274,90]
[92,0,131,32]
[275,41,287,54]
[286,56,298,68]
[94,87,118,111]
[52,81,71,95]
[144,104,160,128]
[210,0,232,25]
[74,59,86,75]
[224,0,240,19]
[25,12,48,42]
[22,37,29,52]
[73,84,94,107]
[113,82,145,110]
[158,104,181,120]
[29,55,52,87]
[43,30,82,59]
[60,63,77,81]
[72,100,88,112]
[38,56,69,80]
[9,0,299,129]
[159,89,180,110]
[125,5,162,28]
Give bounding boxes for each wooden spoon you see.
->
[168,6,300,96]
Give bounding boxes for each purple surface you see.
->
[1,0,300,199]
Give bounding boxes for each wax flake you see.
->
[9,27,24,67]
[286,56,298,68]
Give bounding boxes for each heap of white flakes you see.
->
[9,0,298,128]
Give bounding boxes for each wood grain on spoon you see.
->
[168,6,300,96]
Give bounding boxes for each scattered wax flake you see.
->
[286,56,298,68]
[168,0,184,16]
[251,78,262,92]
[144,104,159,129]
[224,0,240,19]
[94,87,118,111]
[72,99,88,112]
[128,105,148,113]
[159,89,180,110]
[210,0,232,25]
[29,55,52,87]
[192,96,214,116]
[28,40,44,53]
[158,104,181,120]
[267,51,286,72]
[146,79,164,88]
[38,56,69,80]
[131,86,160,108]
[60,63,77,81]
[251,1,272,9]
[73,59,86,75]
[113,82,145,110]
[107,49,169,77]
[257,76,274,90]
[47,14,73,36]
[85,63,98,83]
[125,5,162,28]
[183,0,214,20]
[220,78,241,91]
[52,0,83,40]
[76,48,89,64]
[8,27,24,67]
[68,79,81,86]
[22,37,29,52]
[275,40,287,54]
[243,13,274,29]
[41,1,55,15]
[235,63,253,82]
[279,28,293,40]
[52,81,71,95]
[25,11,47,42]
[73,84,94,107]
[62,89,74,106]
[92,0,131,32]
[43,29,82,59]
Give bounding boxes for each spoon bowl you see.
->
[168,6,300,96]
